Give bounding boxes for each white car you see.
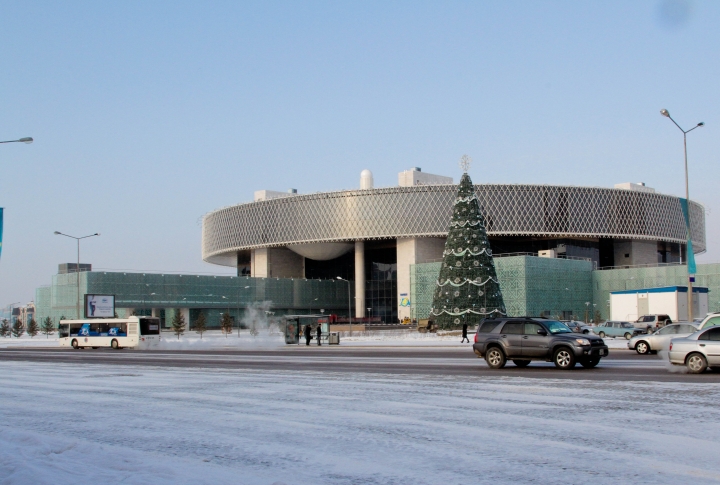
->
[668,326,720,373]
[628,323,698,355]
[697,312,720,331]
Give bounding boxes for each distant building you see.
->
[202,168,706,322]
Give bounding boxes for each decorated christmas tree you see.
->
[429,155,506,329]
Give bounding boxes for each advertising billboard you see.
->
[84,294,115,318]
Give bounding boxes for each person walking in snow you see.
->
[316,324,322,346]
[304,324,311,346]
[461,323,469,343]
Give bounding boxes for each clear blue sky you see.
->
[1,0,718,305]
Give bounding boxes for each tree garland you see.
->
[429,160,506,329]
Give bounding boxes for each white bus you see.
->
[58,316,161,350]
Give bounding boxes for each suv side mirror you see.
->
[537,329,548,336]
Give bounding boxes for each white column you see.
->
[396,238,416,322]
[355,241,365,319]
[397,237,446,321]
[182,308,191,331]
[252,248,269,277]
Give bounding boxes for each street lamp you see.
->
[661,108,704,322]
[336,276,352,335]
[236,286,250,336]
[0,137,33,144]
[584,302,590,323]
[54,231,100,319]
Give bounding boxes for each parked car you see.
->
[634,314,672,334]
[697,312,720,331]
[593,321,644,339]
[668,326,720,373]
[562,321,593,334]
[628,323,699,354]
[473,317,608,369]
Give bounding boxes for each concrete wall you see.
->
[397,237,445,320]
[251,248,304,278]
[613,240,658,267]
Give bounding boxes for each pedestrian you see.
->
[304,324,311,346]
[461,323,469,343]
[316,324,322,346]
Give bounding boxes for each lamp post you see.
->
[0,137,33,144]
[336,276,352,335]
[592,303,597,324]
[661,108,704,322]
[584,302,591,323]
[238,286,249,336]
[54,231,99,319]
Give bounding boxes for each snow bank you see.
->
[0,329,634,350]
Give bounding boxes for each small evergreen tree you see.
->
[11,319,25,338]
[171,309,186,339]
[0,319,10,338]
[220,312,233,337]
[41,317,55,338]
[594,310,602,325]
[193,312,207,339]
[27,318,39,338]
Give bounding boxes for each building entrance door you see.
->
[637,294,649,317]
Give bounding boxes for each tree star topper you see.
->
[459,154,471,173]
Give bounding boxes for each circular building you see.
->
[202,168,705,322]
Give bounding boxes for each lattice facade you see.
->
[203,185,705,266]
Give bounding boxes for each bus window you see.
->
[140,318,160,335]
[58,324,70,338]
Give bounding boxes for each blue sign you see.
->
[679,198,697,275]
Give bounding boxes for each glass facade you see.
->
[412,256,593,321]
[35,271,350,329]
[412,257,720,322]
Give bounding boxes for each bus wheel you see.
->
[71,339,79,349]
[111,339,119,350]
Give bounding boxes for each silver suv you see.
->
[635,314,672,334]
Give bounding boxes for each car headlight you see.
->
[575,338,590,346]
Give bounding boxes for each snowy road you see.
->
[2,347,719,382]
[2,360,720,485]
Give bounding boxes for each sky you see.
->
[1,0,718,305]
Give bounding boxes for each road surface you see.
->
[1,346,716,382]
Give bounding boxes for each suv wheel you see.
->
[485,347,506,369]
[598,331,606,338]
[635,341,650,354]
[646,327,653,334]
[553,347,576,369]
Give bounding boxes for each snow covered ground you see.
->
[0,329,633,349]
[2,361,720,484]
